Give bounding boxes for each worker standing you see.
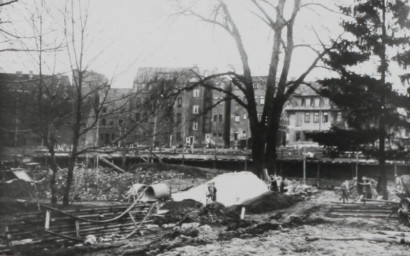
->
[206,182,217,204]
[270,175,278,192]
[340,180,349,203]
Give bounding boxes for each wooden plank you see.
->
[99,157,126,173]
[75,220,80,238]
[44,210,50,230]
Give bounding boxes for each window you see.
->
[258,113,262,121]
[193,121,198,131]
[310,98,315,107]
[306,98,311,106]
[101,119,106,126]
[313,112,319,123]
[109,120,114,126]
[218,133,222,139]
[111,133,115,140]
[135,113,140,121]
[305,113,310,123]
[253,83,258,89]
[176,132,181,140]
[234,131,239,141]
[296,131,301,141]
[260,96,265,105]
[177,113,182,123]
[234,115,240,123]
[337,112,342,122]
[119,119,123,125]
[322,112,328,123]
[213,114,217,122]
[177,97,182,107]
[193,105,199,114]
[319,98,324,107]
[301,98,306,106]
[193,89,200,97]
[219,114,223,122]
[102,107,107,113]
[243,114,247,120]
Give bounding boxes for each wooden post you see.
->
[394,162,397,175]
[355,153,359,193]
[75,220,80,238]
[45,210,50,230]
[182,146,185,165]
[303,149,306,185]
[214,147,217,169]
[316,161,320,188]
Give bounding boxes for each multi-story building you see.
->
[283,83,346,145]
[0,71,72,148]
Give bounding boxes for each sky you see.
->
[0,0,407,91]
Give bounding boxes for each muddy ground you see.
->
[3,163,410,256]
[157,191,410,256]
[56,190,409,256]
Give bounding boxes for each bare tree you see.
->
[180,0,337,176]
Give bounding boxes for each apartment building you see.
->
[283,83,346,145]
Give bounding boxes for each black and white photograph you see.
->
[0,0,410,255]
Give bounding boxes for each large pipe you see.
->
[143,183,171,201]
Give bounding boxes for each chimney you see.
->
[29,71,33,79]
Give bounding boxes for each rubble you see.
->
[31,163,216,202]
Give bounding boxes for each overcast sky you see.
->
[1,0,406,91]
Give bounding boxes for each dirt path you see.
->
[158,223,410,256]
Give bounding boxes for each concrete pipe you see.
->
[143,183,171,201]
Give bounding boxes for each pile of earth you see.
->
[157,201,240,226]
[229,191,304,214]
[8,163,223,202]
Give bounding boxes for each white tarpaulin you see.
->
[172,171,268,207]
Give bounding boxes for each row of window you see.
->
[295,112,342,126]
[101,119,123,126]
[303,112,328,123]
[100,133,115,143]
[299,97,329,107]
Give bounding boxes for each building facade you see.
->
[0,72,72,148]
[283,83,346,145]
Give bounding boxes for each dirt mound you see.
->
[198,202,239,225]
[230,191,302,214]
[162,199,203,210]
[159,202,239,226]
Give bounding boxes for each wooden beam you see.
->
[99,157,126,173]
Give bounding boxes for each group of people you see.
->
[339,176,378,203]
[269,175,287,193]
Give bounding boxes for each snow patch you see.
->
[172,171,268,207]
